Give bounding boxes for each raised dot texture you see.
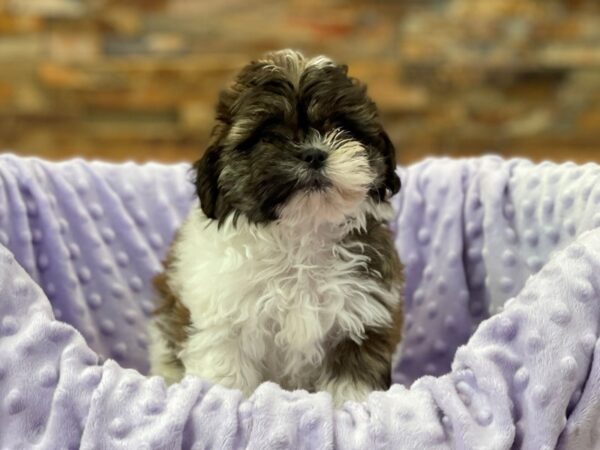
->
[114,251,129,267]
[137,333,148,348]
[467,247,481,262]
[76,180,89,194]
[433,340,447,354]
[495,317,517,341]
[471,271,485,289]
[502,250,517,267]
[38,366,58,387]
[514,367,529,390]
[542,197,553,215]
[100,319,116,335]
[14,277,30,297]
[456,381,472,406]
[144,398,164,415]
[574,280,594,303]
[1,316,18,336]
[499,277,513,293]
[418,228,430,245]
[68,243,80,259]
[37,253,49,270]
[411,323,426,343]
[564,219,577,236]
[527,333,544,355]
[470,300,484,316]
[112,342,127,360]
[78,267,91,283]
[423,265,434,281]
[149,233,163,249]
[532,385,550,408]
[441,415,452,430]
[134,210,148,226]
[444,315,457,332]
[527,256,543,273]
[6,389,25,415]
[524,230,538,247]
[550,304,572,325]
[426,302,438,319]
[101,227,116,243]
[475,408,493,426]
[87,293,102,310]
[580,333,596,354]
[89,203,103,219]
[109,418,130,439]
[124,309,137,324]
[141,300,155,316]
[110,284,125,299]
[407,252,419,266]
[425,363,437,374]
[560,356,578,381]
[32,228,42,242]
[545,226,560,244]
[129,276,143,292]
[80,367,102,388]
[58,219,68,234]
[447,251,460,265]
[466,222,481,238]
[522,200,535,218]
[413,289,425,306]
[100,258,113,274]
[442,216,453,230]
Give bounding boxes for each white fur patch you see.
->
[160,199,398,396]
[259,50,334,88]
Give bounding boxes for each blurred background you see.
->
[0,0,599,165]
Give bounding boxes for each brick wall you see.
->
[0,0,599,164]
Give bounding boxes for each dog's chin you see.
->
[277,182,370,229]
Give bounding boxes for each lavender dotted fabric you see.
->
[0,153,599,449]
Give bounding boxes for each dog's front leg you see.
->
[180,327,263,397]
[315,331,393,406]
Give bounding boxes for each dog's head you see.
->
[194,49,400,227]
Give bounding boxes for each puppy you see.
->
[148,50,404,405]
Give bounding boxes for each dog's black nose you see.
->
[301,148,328,169]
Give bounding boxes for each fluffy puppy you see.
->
[148,49,404,405]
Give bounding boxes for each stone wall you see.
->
[0,0,599,164]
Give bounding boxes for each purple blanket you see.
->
[0,154,598,449]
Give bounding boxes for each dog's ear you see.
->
[193,144,221,219]
[378,129,401,198]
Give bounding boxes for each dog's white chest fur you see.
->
[167,207,395,390]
